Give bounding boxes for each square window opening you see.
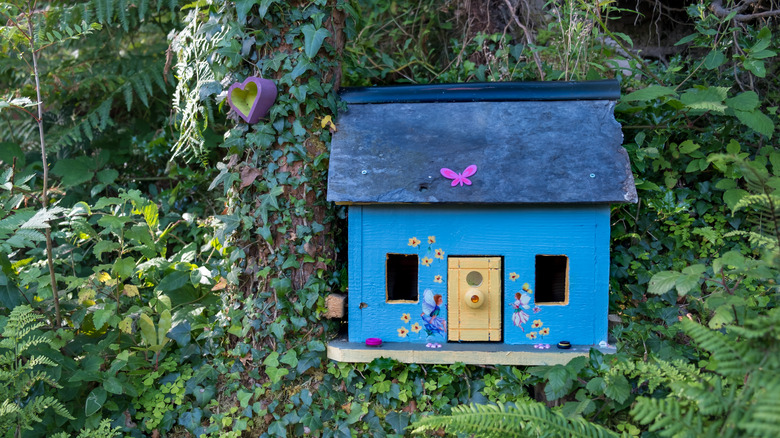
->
[535,255,568,304]
[386,254,418,302]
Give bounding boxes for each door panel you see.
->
[447,257,502,342]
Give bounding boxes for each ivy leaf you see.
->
[384,412,410,434]
[301,24,330,59]
[280,350,298,368]
[264,351,280,367]
[0,271,23,309]
[85,387,107,416]
[266,366,289,383]
[235,0,258,23]
[167,320,192,347]
[648,271,680,295]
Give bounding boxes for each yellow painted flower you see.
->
[401,313,411,323]
[398,327,409,338]
[522,282,530,291]
[434,248,444,259]
[411,323,422,333]
[527,332,537,340]
[509,272,519,281]
[408,237,421,247]
[540,327,550,336]
[421,257,433,267]
[428,236,436,244]
[434,275,443,283]
[532,319,543,328]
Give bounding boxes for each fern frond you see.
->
[411,402,619,438]
[681,319,746,378]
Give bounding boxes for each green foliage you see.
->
[0,305,74,437]
[630,312,780,438]
[411,402,619,438]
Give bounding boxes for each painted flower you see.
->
[398,327,409,338]
[522,282,530,291]
[533,306,541,313]
[434,275,443,283]
[509,272,519,281]
[540,327,550,336]
[434,248,445,259]
[421,257,433,267]
[408,237,421,247]
[532,319,543,329]
[401,313,411,323]
[428,236,436,244]
[527,332,537,340]
[411,323,422,333]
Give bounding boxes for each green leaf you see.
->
[648,271,680,295]
[703,50,725,70]
[51,157,95,187]
[157,270,191,292]
[96,169,119,184]
[280,350,298,368]
[680,86,730,114]
[258,0,278,18]
[85,387,107,416]
[725,91,759,111]
[675,274,700,296]
[92,308,113,331]
[167,320,191,346]
[263,351,280,367]
[723,188,749,211]
[622,85,677,102]
[266,366,289,383]
[301,24,330,59]
[94,241,120,261]
[604,374,631,403]
[235,0,257,23]
[103,376,123,395]
[734,109,774,138]
[112,257,135,279]
[138,313,156,346]
[743,59,766,77]
[678,140,700,154]
[157,309,172,346]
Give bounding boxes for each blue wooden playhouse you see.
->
[326,81,636,365]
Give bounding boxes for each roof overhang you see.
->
[327,80,637,205]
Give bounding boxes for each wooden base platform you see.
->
[327,340,616,366]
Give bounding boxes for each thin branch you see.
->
[26,5,61,327]
[710,0,780,21]
[502,0,545,80]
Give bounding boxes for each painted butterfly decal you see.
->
[440,165,478,187]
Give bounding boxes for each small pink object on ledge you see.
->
[227,76,277,124]
[365,338,382,347]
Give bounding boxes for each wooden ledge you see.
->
[327,340,616,366]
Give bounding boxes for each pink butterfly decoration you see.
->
[440,165,478,187]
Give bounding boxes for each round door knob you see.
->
[464,288,484,309]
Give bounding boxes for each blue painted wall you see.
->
[348,205,611,346]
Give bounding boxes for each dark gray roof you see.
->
[327,81,637,204]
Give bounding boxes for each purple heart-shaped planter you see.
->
[227,76,277,124]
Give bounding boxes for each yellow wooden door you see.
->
[447,257,502,341]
